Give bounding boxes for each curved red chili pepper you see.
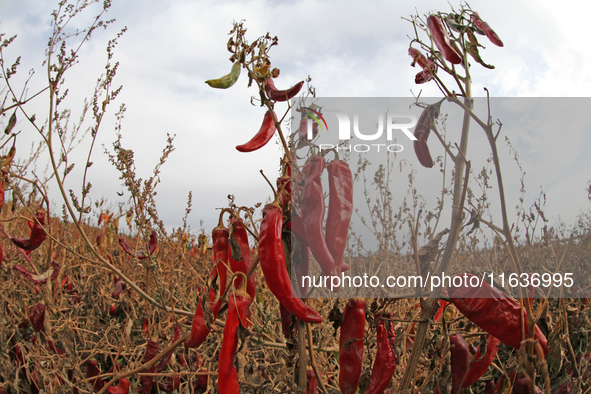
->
[218,282,251,394]
[140,341,159,393]
[279,303,293,339]
[157,376,180,393]
[236,110,277,153]
[184,290,222,349]
[301,156,335,276]
[211,214,230,312]
[427,15,462,65]
[365,319,397,394]
[434,299,450,322]
[13,261,59,284]
[413,103,441,168]
[449,333,470,394]
[325,159,353,290]
[29,303,45,332]
[112,276,122,299]
[409,47,430,69]
[448,273,549,355]
[415,63,438,84]
[10,211,47,251]
[147,230,158,255]
[154,325,181,373]
[409,47,438,84]
[86,359,104,393]
[462,335,501,388]
[106,378,129,394]
[118,230,157,260]
[265,78,304,102]
[228,218,256,299]
[339,299,366,394]
[472,12,504,47]
[259,203,323,323]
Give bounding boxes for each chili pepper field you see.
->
[1,1,591,393]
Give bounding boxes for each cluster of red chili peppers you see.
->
[201,17,515,393]
[408,11,504,169]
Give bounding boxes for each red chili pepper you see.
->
[413,103,441,168]
[409,47,430,69]
[211,212,230,311]
[107,378,130,394]
[13,261,60,284]
[462,335,501,388]
[142,317,149,337]
[259,203,323,323]
[307,369,318,394]
[112,276,122,299]
[409,47,438,84]
[365,319,397,394]
[86,359,104,393]
[118,231,157,260]
[9,211,47,251]
[449,333,470,394]
[48,339,66,355]
[228,218,256,299]
[415,62,438,84]
[236,110,277,153]
[434,299,450,322]
[279,303,293,339]
[140,341,159,393]
[155,325,181,373]
[339,299,366,394]
[98,212,107,226]
[67,369,80,394]
[483,380,495,394]
[472,12,504,47]
[427,15,462,65]
[147,230,158,255]
[325,159,353,290]
[218,280,252,394]
[265,78,304,102]
[158,376,180,393]
[184,290,222,349]
[448,273,548,355]
[301,156,335,276]
[494,371,543,394]
[29,303,45,332]
[192,369,209,392]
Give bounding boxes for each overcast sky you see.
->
[1,0,590,240]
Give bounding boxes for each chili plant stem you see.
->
[297,319,308,393]
[398,95,473,392]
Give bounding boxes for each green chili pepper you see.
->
[205,62,241,89]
